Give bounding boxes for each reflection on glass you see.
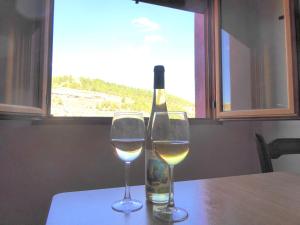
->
[221,0,287,111]
[0,0,46,107]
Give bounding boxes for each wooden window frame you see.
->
[213,0,299,119]
[0,0,54,117]
[135,0,208,13]
[195,9,213,119]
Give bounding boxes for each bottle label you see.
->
[146,150,170,194]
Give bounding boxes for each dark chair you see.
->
[255,133,300,173]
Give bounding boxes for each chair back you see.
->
[255,133,300,173]
[255,134,273,173]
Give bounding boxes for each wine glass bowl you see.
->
[112,139,144,162]
[110,112,145,213]
[151,111,190,223]
[153,140,189,166]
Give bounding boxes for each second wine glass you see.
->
[151,111,190,223]
[110,112,145,213]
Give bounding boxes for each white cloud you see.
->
[144,34,166,43]
[132,17,160,32]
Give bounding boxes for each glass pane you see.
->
[221,0,288,111]
[0,0,46,107]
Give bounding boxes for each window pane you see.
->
[51,0,195,117]
[0,0,46,107]
[221,0,288,111]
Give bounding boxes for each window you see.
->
[50,0,201,118]
[1,0,298,120]
[0,0,53,116]
[213,0,298,119]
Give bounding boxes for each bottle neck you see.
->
[154,89,166,108]
[147,88,167,133]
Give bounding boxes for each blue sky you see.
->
[222,30,231,105]
[52,0,195,101]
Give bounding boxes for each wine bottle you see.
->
[145,65,170,204]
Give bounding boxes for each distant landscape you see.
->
[51,75,195,117]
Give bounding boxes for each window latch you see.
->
[212,100,216,109]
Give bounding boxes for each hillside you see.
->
[51,75,195,117]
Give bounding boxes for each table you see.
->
[46,172,300,225]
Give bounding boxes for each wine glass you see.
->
[110,112,145,213]
[151,111,190,222]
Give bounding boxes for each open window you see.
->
[0,0,210,119]
[0,0,53,116]
[1,0,299,121]
[213,0,298,119]
[49,0,209,118]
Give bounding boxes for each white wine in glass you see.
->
[110,112,145,213]
[112,138,144,162]
[151,111,190,223]
[153,141,189,166]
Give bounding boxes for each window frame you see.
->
[195,12,212,119]
[0,0,54,117]
[135,0,208,13]
[213,0,299,119]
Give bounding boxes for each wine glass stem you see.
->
[168,165,175,208]
[124,161,131,200]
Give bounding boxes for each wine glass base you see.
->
[112,199,143,213]
[154,206,188,223]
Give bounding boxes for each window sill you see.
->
[28,116,222,126]
[3,114,300,125]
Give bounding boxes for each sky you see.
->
[222,30,231,105]
[52,0,195,102]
